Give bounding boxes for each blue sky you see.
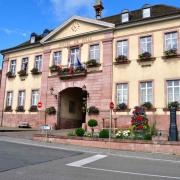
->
[0,0,180,67]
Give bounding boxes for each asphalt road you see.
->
[0,140,180,180]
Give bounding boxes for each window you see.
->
[18,90,25,107]
[70,48,80,67]
[69,101,76,113]
[117,40,128,56]
[143,8,151,18]
[89,44,100,61]
[6,91,13,107]
[10,60,16,75]
[53,51,62,65]
[122,13,129,23]
[140,82,153,104]
[140,36,152,54]
[167,80,180,104]
[31,90,39,106]
[165,32,178,51]
[35,55,42,71]
[117,83,128,105]
[21,58,28,72]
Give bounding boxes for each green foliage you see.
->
[67,131,76,137]
[87,106,99,115]
[88,119,98,128]
[45,107,56,115]
[99,129,109,138]
[75,128,85,137]
[141,102,153,110]
[168,101,180,109]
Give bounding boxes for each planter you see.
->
[45,107,56,115]
[86,59,101,68]
[18,70,28,77]
[4,106,12,112]
[49,65,60,73]
[113,108,131,112]
[29,105,38,112]
[31,68,42,75]
[16,106,25,112]
[137,57,156,62]
[87,106,99,115]
[6,71,16,78]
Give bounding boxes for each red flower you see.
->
[136,116,143,121]
[137,125,144,129]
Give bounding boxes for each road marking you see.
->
[80,166,180,180]
[67,155,107,167]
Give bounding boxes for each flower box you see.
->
[6,71,16,78]
[87,106,99,115]
[29,105,38,112]
[4,106,12,112]
[162,49,180,59]
[18,70,28,77]
[45,107,56,115]
[86,59,101,68]
[114,103,130,112]
[31,68,42,75]
[137,52,156,62]
[16,106,25,112]
[114,55,130,65]
[49,65,60,73]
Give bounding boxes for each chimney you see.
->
[93,0,104,19]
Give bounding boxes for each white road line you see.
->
[81,166,180,180]
[67,155,107,167]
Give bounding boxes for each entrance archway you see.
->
[57,87,87,129]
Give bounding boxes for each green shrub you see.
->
[45,107,56,115]
[67,131,76,137]
[75,128,85,137]
[88,119,98,136]
[99,129,109,138]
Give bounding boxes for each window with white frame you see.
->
[18,90,25,107]
[6,91,13,107]
[10,60,16,75]
[31,90,39,106]
[140,82,153,104]
[70,48,80,66]
[53,51,62,65]
[167,80,180,104]
[122,13,129,23]
[140,36,152,54]
[89,44,100,62]
[165,32,178,51]
[117,40,128,56]
[117,83,128,105]
[143,8,151,18]
[21,58,28,72]
[35,55,42,71]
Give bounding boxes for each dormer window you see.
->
[30,33,36,44]
[122,13,129,23]
[121,9,129,23]
[143,8,151,18]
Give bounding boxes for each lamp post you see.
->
[169,107,178,141]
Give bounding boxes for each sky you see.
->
[0,0,180,67]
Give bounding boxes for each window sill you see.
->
[144,108,156,112]
[86,63,101,68]
[7,75,16,79]
[163,108,180,112]
[137,57,156,63]
[59,71,87,80]
[114,60,131,65]
[19,74,28,77]
[162,55,180,60]
[31,72,42,75]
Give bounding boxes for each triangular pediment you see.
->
[41,16,115,43]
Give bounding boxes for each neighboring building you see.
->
[0,2,180,134]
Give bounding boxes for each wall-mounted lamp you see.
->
[50,87,58,99]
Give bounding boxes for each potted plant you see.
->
[29,105,38,112]
[45,106,56,115]
[87,106,99,115]
[164,49,177,57]
[49,65,60,73]
[115,55,128,62]
[74,66,86,73]
[59,67,70,75]
[18,69,27,77]
[31,68,41,75]
[168,101,180,110]
[139,52,152,60]
[16,106,25,112]
[88,119,98,137]
[4,106,12,112]
[116,103,128,111]
[6,71,15,78]
[141,102,153,111]
[86,59,100,68]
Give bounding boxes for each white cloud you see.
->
[50,0,95,21]
[0,28,29,37]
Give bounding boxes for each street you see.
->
[0,139,180,180]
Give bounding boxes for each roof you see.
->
[101,4,180,25]
[1,4,180,54]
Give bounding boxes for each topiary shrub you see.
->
[75,128,85,137]
[99,129,109,138]
[88,119,98,136]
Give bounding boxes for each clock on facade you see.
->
[71,21,80,32]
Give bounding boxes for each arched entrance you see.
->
[57,87,87,129]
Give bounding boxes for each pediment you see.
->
[41,16,115,43]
